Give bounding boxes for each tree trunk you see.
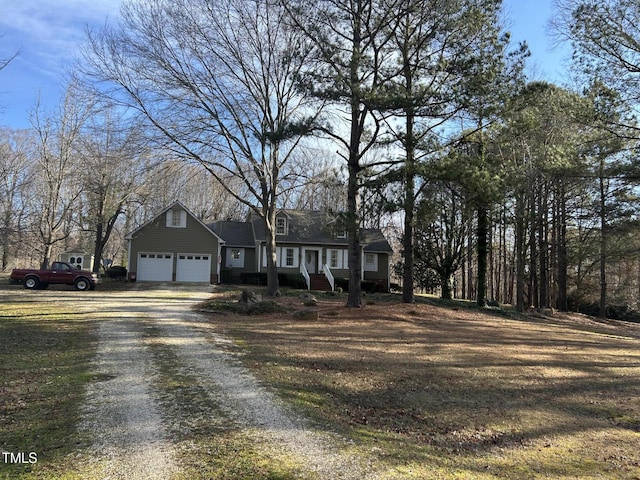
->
[344,4,364,308]
[1,232,9,270]
[264,207,280,297]
[556,180,568,311]
[41,242,53,270]
[538,181,549,307]
[440,271,453,299]
[467,228,474,300]
[501,206,509,304]
[598,162,607,318]
[346,170,363,307]
[402,207,414,303]
[402,109,416,304]
[476,205,488,307]
[92,207,122,274]
[496,213,503,303]
[461,256,466,300]
[93,221,104,274]
[515,188,526,312]
[399,30,418,304]
[529,184,538,308]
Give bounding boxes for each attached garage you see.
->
[126,202,224,284]
[176,254,211,282]
[137,253,174,282]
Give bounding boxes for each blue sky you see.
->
[0,0,570,130]
[0,0,122,129]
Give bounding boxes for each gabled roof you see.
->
[246,209,393,252]
[125,200,225,243]
[250,209,347,245]
[362,229,394,253]
[209,221,255,247]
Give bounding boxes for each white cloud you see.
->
[0,0,121,74]
[0,0,122,128]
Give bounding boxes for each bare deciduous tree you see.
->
[82,0,318,295]
[30,84,91,269]
[77,102,150,273]
[0,128,34,270]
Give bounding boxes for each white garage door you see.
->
[176,254,211,283]
[137,253,173,281]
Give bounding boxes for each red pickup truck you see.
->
[10,261,99,291]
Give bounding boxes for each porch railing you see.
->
[300,262,310,290]
[323,264,335,291]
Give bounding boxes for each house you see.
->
[126,201,393,290]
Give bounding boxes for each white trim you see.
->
[257,242,261,273]
[300,262,310,290]
[364,252,378,272]
[328,248,347,269]
[125,201,224,243]
[259,246,300,268]
[301,247,322,274]
[323,264,335,291]
[284,247,299,268]
[166,208,187,228]
[226,247,245,268]
[275,216,288,235]
[127,239,132,278]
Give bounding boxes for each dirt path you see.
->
[76,287,374,479]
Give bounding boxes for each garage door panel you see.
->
[176,253,211,282]
[138,253,173,281]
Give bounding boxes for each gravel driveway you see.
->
[73,286,375,479]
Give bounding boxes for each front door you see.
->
[305,250,318,274]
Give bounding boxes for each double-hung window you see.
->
[285,248,295,266]
[276,217,287,235]
[330,249,339,268]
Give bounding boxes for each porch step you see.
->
[309,274,332,291]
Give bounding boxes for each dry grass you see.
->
[201,290,640,479]
[0,292,97,479]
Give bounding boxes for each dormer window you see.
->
[336,229,346,239]
[166,208,187,228]
[276,216,287,235]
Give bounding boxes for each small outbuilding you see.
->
[59,252,95,271]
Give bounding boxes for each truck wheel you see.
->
[75,278,90,291]
[24,276,40,289]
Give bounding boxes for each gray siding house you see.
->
[126,202,223,283]
[126,202,393,290]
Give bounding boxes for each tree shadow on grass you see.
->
[212,302,640,476]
